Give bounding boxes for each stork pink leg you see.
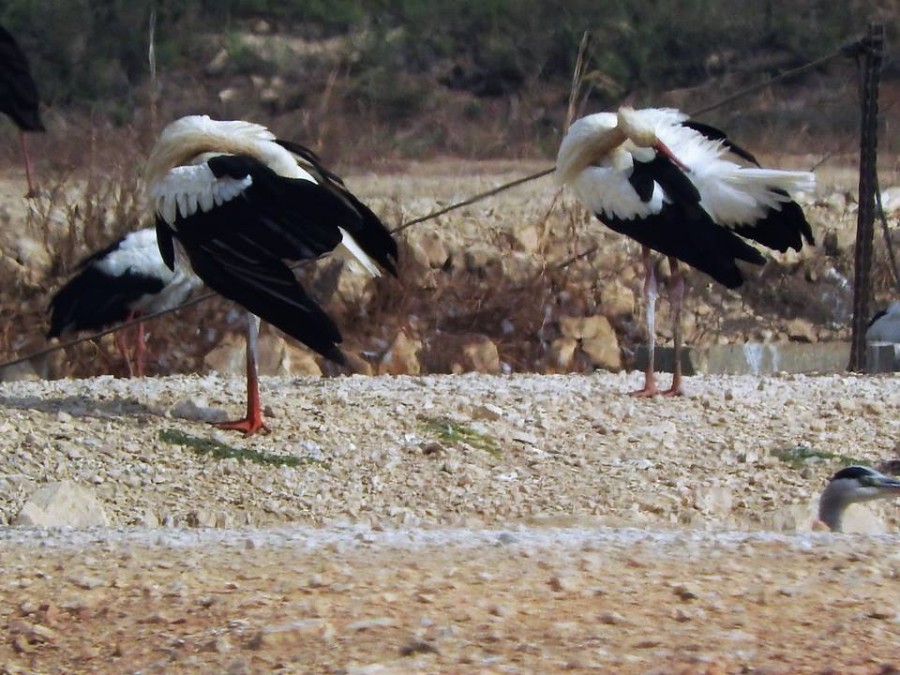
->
[214,313,269,436]
[20,131,38,199]
[134,320,148,377]
[662,257,685,397]
[630,246,659,397]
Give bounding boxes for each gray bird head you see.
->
[818,465,900,532]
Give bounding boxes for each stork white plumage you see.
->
[145,115,398,435]
[818,466,900,532]
[556,107,815,395]
[47,227,202,376]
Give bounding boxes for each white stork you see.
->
[145,115,398,435]
[47,228,202,376]
[556,107,815,396]
[0,24,44,197]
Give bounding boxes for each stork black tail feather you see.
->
[183,244,346,365]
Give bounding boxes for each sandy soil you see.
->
[0,371,898,673]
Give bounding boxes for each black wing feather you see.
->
[0,24,44,131]
[681,120,759,166]
[275,139,399,276]
[731,189,815,252]
[162,153,402,364]
[605,154,765,289]
[47,266,165,338]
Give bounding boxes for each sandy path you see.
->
[0,371,898,672]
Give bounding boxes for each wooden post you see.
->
[848,23,884,372]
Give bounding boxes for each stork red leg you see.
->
[134,319,148,377]
[214,313,269,436]
[20,131,38,199]
[631,246,660,397]
[662,257,685,397]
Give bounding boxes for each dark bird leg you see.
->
[20,131,38,198]
[214,313,269,436]
[631,245,659,397]
[662,257,685,397]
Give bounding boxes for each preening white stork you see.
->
[0,24,44,197]
[556,107,815,395]
[145,115,398,435]
[818,465,900,532]
[47,228,202,376]
[865,301,900,343]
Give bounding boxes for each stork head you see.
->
[555,112,625,186]
[144,115,299,185]
[617,106,689,172]
[818,465,900,532]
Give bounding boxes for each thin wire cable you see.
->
[0,39,870,372]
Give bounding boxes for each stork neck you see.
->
[556,126,627,185]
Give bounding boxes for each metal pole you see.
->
[848,23,884,372]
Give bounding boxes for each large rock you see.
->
[600,282,635,318]
[379,331,422,375]
[422,333,501,374]
[549,337,578,369]
[461,335,501,374]
[14,481,110,527]
[786,318,817,343]
[558,315,621,371]
[404,230,450,269]
[204,333,322,377]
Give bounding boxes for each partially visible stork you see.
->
[145,115,398,435]
[0,24,44,198]
[818,465,900,532]
[47,228,203,376]
[556,107,815,396]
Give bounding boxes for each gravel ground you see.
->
[0,371,898,672]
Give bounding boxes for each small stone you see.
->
[548,574,578,592]
[672,584,700,601]
[399,639,439,656]
[598,611,626,625]
[347,617,395,631]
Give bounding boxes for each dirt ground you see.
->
[1,526,899,674]
[0,371,897,674]
[0,157,898,674]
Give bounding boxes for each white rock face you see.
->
[14,481,110,528]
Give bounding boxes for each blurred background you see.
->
[1,0,898,164]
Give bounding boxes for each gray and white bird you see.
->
[865,302,900,343]
[145,115,398,435]
[47,227,202,376]
[818,465,900,532]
